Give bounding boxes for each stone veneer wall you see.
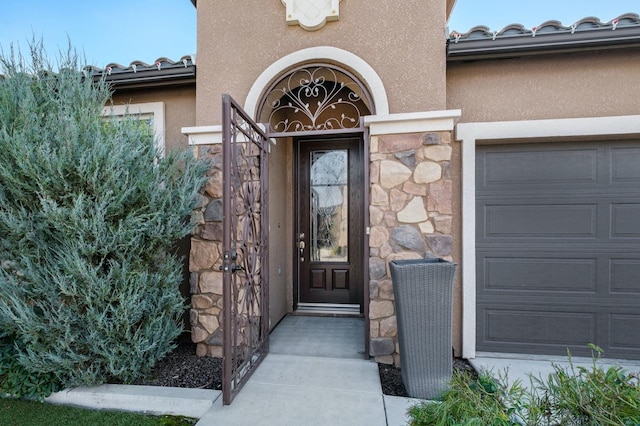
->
[368,131,454,366]
[188,143,225,357]
[187,132,453,362]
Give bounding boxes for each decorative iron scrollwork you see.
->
[222,95,269,405]
[262,66,371,133]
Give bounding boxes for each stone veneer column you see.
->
[188,143,225,358]
[368,131,454,366]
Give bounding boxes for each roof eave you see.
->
[448,26,640,61]
[94,67,196,90]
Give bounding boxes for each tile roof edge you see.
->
[450,13,639,39]
[85,54,196,75]
[448,13,640,61]
[85,54,196,89]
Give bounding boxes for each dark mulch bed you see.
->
[129,342,222,390]
[131,341,475,398]
[378,357,477,397]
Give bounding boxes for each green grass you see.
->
[0,398,196,426]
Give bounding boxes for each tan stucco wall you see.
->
[196,0,448,125]
[447,48,640,123]
[111,86,196,153]
[268,138,292,327]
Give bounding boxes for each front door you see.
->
[295,136,364,311]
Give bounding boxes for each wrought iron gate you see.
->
[221,94,270,405]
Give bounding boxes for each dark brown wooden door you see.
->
[295,136,364,309]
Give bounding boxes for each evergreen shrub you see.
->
[408,345,640,426]
[0,41,207,395]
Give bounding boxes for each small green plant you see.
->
[408,344,640,426]
[158,415,198,426]
[532,344,640,425]
[408,370,524,426]
[0,337,62,400]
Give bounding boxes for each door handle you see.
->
[219,263,245,272]
[298,240,305,262]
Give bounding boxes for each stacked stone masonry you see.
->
[189,132,454,365]
[189,144,224,358]
[369,131,454,366]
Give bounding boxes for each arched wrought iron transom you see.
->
[259,66,372,133]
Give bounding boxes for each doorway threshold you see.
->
[295,303,362,317]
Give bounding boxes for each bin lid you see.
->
[389,258,456,267]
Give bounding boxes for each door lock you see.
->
[298,240,305,262]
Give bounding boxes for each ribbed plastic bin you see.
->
[389,258,457,400]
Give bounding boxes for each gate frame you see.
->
[221,94,270,405]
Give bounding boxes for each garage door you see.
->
[476,141,640,359]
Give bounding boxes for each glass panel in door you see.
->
[310,150,348,263]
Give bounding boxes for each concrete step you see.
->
[46,384,220,418]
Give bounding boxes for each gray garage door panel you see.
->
[479,251,639,297]
[483,256,597,293]
[612,204,640,236]
[612,147,640,182]
[480,145,640,190]
[611,259,640,293]
[611,314,640,349]
[480,305,640,358]
[482,148,598,187]
[483,308,597,346]
[477,141,640,359]
[484,204,597,238]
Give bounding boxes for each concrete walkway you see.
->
[195,315,417,426]
[196,354,388,425]
[45,316,640,425]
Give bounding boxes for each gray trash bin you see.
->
[389,258,457,400]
